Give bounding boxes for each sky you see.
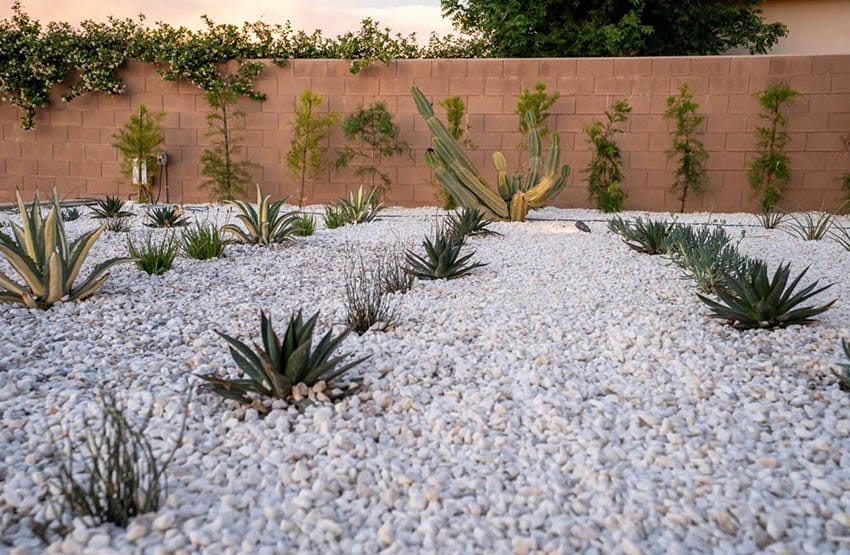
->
[2,0,455,39]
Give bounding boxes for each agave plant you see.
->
[199,310,369,403]
[446,207,499,240]
[696,261,835,329]
[834,339,850,392]
[105,217,131,233]
[413,86,570,222]
[144,205,190,228]
[405,227,486,280]
[323,205,350,229]
[608,216,677,255]
[61,207,81,222]
[785,212,833,241]
[0,191,132,309]
[222,185,297,245]
[91,195,133,219]
[336,187,383,224]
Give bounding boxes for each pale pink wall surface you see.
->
[1,55,849,212]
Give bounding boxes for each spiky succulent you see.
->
[608,216,677,255]
[291,214,316,237]
[696,261,835,329]
[323,205,349,229]
[336,186,383,224]
[61,207,81,222]
[222,185,297,245]
[786,212,833,241]
[756,211,785,229]
[666,224,754,293]
[144,205,190,228]
[0,191,132,309]
[405,227,486,280]
[91,196,133,219]
[199,310,369,403]
[180,222,226,260]
[105,217,131,233]
[445,207,499,240]
[834,340,850,392]
[128,233,178,276]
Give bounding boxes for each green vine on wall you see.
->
[0,5,486,129]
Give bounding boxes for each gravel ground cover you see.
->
[1,204,848,554]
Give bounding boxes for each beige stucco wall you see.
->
[763,0,850,55]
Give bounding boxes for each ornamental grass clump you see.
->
[607,216,676,255]
[344,258,400,335]
[127,233,177,275]
[199,310,369,404]
[786,212,834,241]
[222,185,297,245]
[0,191,131,309]
[696,261,835,329]
[405,226,486,280]
[50,391,185,529]
[323,205,350,229]
[755,210,786,229]
[180,222,226,260]
[378,252,414,294]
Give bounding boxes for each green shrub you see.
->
[286,90,337,206]
[585,100,631,212]
[180,222,226,260]
[516,82,560,138]
[664,84,709,212]
[291,214,316,237]
[111,104,165,202]
[748,83,802,213]
[0,191,131,309]
[405,227,486,280]
[51,391,184,529]
[128,233,177,275]
[696,261,835,329]
[199,310,369,404]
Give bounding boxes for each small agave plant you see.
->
[144,205,190,228]
[336,186,383,224]
[0,191,132,309]
[199,310,369,404]
[405,227,486,280]
[445,207,499,240]
[91,195,133,219]
[696,261,835,329]
[222,185,298,245]
[608,216,677,255]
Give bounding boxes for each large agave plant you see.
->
[199,310,369,403]
[336,186,383,224]
[0,191,132,309]
[607,216,677,255]
[405,227,486,280]
[696,261,835,329]
[222,185,298,245]
[413,86,570,222]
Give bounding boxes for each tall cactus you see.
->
[413,86,570,222]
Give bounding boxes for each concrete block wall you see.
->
[1,55,849,212]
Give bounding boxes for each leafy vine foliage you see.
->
[0,5,485,129]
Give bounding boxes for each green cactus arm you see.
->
[432,138,508,218]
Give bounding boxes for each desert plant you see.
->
[199,310,369,403]
[291,214,316,237]
[445,207,499,240]
[830,222,850,250]
[105,217,131,233]
[344,258,400,334]
[200,84,258,202]
[664,84,709,212]
[377,251,414,294]
[51,391,184,529]
[840,135,850,212]
[180,222,226,260]
[834,339,850,391]
[405,227,486,280]
[335,186,384,224]
[335,101,411,198]
[436,95,474,209]
[756,210,786,229]
[585,99,631,213]
[667,225,755,294]
[91,195,133,219]
[286,90,337,206]
[413,86,569,222]
[696,261,835,329]
[0,191,131,309]
[222,185,297,245]
[516,82,560,138]
[323,205,350,229]
[111,104,165,202]
[127,233,177,275]
[144,205,189,228]
[749,82,802,213]
[607,216,676,255]
[61,207,80,222]
[786,212,834,241]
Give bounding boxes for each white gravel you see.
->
[1,203,849,554]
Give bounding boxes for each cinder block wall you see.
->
[1,55,849,212]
